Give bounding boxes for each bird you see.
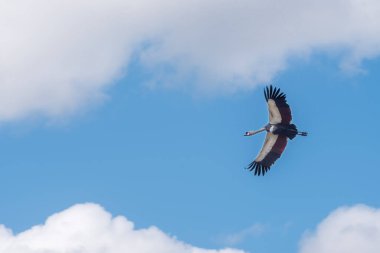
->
[244,85,307,176]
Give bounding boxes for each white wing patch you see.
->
[256,133,278,161]
[267,99,282,124]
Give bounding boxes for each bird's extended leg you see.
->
[287,128,308,137]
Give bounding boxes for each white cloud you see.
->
[223,224,266,245]
[2,0,380,121]
[0,203,245,253]
[299,205,380,253]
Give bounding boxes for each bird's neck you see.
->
[245,128,266,136]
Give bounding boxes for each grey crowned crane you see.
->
[245,85,307,176]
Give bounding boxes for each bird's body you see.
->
[245,85,307,176]
[264,123,306,139]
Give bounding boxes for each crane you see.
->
[245,85,307,176]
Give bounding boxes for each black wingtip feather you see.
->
[272,88,278,98]
[269,85,273,98]
[246,161,271,176]
[264,85,288,104]
[265,86,270,101]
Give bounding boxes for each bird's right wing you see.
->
[247,133,287,176]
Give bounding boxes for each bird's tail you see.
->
[285,124,308,139]
[286,124,298,140]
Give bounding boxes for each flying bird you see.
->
[245,85,307,176]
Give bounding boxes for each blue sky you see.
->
[1,1,380,253]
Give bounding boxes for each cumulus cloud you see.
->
[1,0,380,121]
[299,205,380,253]
[0,203,244,253]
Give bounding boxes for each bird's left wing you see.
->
[265,85,292,124]
[247,133,287,176]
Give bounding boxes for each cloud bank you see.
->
[1,204,380,253]
[0,203,244,253]
[1,0,380,121]
[300,205,380,253]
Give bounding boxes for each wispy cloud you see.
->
[0,203,245,253]
[2,0,380,121]
[223,223,267,245]
[299,205,380,253]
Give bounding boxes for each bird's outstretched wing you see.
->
[247,133,287,176]
[264,85,292,124]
